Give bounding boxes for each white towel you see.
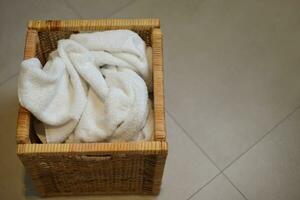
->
[71,30,152,89]
[33,99,154,143]
[18,30,153,143]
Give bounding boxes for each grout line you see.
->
[167,104,300,200]
[0,73,18,87]
[166,110,223,199]
[222,172,249,200]
[220,104,300,199]
[186,172,222,200]
[62,0,84,18]
[108,0,137,17]
[63,0,137,19]
[221,103,300,172]
[168,108,249,200]
[166,110,222,172]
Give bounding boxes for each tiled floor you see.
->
[0,0,300,199]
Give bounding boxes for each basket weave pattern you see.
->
[16,19,167,197]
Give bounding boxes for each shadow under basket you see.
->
[16,19,167,197]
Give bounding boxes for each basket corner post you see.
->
[142,143,168,195]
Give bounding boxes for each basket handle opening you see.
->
[75,154,112,161]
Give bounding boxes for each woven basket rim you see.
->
[17,141,168,155]
[16,19,166,154]
[28,18,160,31]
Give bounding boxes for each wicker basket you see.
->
[16,19,167,197]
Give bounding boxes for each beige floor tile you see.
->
[225,108,300,200]
[0,0,78,84]
[190,174,245,200]
[0,77,25,200]
[112,0,300,168]
[64,0,134,18]
[24,114,219,199]
[2,0,300,199]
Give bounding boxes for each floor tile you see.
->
[2,0,300,199]
[0,77,25,200]
[24,114,219,199]
[113,0,300,168]
[225,108,300,200]
[0,0,78,84]
[156,115,219,199]
[190,174,245,200]
[63,0,134,18]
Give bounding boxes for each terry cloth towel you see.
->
[33,99,154,143]
[18,30,153,143]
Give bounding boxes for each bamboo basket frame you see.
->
[16,19,167,197]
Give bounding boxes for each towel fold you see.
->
[19,30,153,143]
[33,99,154,143]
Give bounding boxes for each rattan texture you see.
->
[16,19,167,197]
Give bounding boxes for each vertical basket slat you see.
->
[16,29,38,144]
[152,29,166,141]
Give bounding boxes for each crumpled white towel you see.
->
[33,99,154,143]
[18,30,153,143]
